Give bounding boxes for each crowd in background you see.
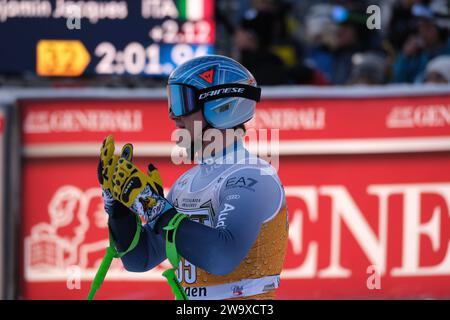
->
[217,0,450,85]
[1,0,448,87]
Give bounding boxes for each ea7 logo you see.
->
[225,177,258,188]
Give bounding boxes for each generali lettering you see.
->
[284,183,450,278]
[23,110,143,133]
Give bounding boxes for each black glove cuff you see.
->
[109,201,133,219]
[154,207,178,235]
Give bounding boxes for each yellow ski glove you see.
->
[98,135,131,214]
[112,144,173,229]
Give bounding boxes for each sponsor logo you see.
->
[184,286,207,298]
[232,285,244,296]
[226,194,240,201]
[197,68,215,84]
[284,183,450,279]
[199,87,245,100]
[24,186,123,282]
[263,281,277,292]
[149,199,165,219]
[247,107,326,130]
[24,181,450,299]
[122,177,141,202]
[216,203,235,228]
[386,105,450,128]
[23,109,143,133]
[225,177,258,190]
[180,198,202,208]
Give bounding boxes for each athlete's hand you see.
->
[112,144,174,229]
[98,135,125,215]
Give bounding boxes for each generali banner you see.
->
[18,92,450,299]
[22,95,450,144]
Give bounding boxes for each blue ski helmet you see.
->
[167,55,261,129]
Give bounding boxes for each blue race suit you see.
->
[108,140,289,299]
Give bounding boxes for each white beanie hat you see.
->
[426,55,450,83]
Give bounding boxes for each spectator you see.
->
[304,2,384,85]
[334,3,386,84]
[348,53,387,85]
[233,0,329,85]
[424,55,450,83]
[393,0,450,83]
[303,4,338,83]
[387,0,424,52]
[233,1,291,85]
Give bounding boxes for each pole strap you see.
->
[162,212,189,300]
[87,214,142,300]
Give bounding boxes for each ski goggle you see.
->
[167,83,261,117]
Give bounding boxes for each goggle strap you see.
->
[196,84,261,104]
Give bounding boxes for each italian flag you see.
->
[178,0,213,21]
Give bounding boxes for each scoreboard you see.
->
[0,0,215,77]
